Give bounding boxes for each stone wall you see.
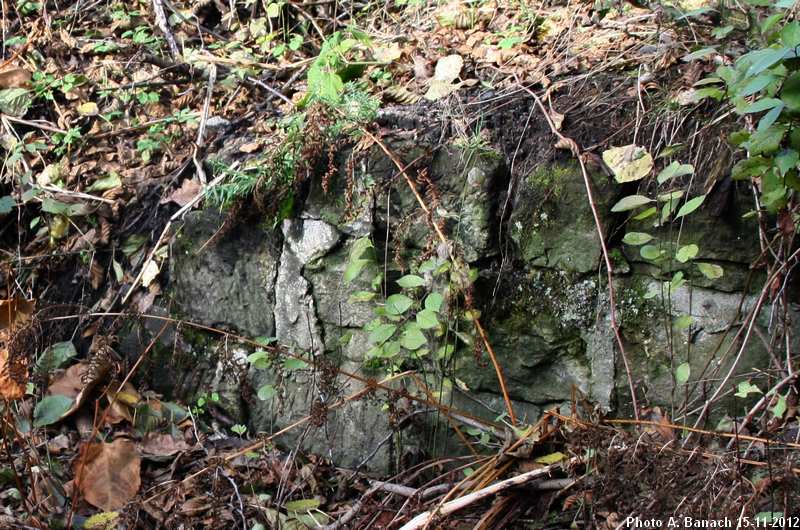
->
[162,120,790,472]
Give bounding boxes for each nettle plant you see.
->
[344,237,458,373]
[693,5,800,220]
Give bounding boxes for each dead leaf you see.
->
[77,101,99,116]
[0,348,26,400]
[0,298,35,330]
[48,361,106,420]
[602,145,653,183]
[162,178,201,207]
[141,259,160,288]
[75,438,141,511]
[139,433,192,459]
[0,67,31,89]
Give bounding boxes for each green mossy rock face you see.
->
[165,127,788,471]
[510,162,617,274]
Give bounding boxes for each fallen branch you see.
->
[398,458,577,530]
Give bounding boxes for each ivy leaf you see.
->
[675,362,691,385]
[632,206,657,220]
[385,294,413,315]
[771,394,787,419]
[656,161,694,184]
[33,395,74,427]
[780,21,800,47]
[368,323,397,345]
[400,325,427,350]
[734,381,762,398]
[696,262,724,279]
[675,195,705,218]
[622,232,653,245]
[257,384,276,401]
[611,195,654,212]
[348,291,376,303]
[247,350,270,369]
[396,274,425,288]
[675,244,699,263]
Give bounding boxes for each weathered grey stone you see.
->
[273,219,340,355]
[171,210,280,336]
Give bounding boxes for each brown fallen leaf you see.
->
[48,360,107,420]
[139,433,192,459]
[161,178,201,207]
[75,438,141,511]
[0,67,31,89]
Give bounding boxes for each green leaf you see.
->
[780,71,800,111]
[344,259,370,283]
[696,262,724,279]
[348,290,376,303]
[780,21,800,47]
[674,314,694,330]
[86,172,121,192]
[739,97,782,114]
[368,323,397,345]
[632,206,657,220]
[35,341,77,374]
[266,2,281,17]
[247,350,270,369]
[0,196,15,215]
[738,74,776,97]
[741,47,788,77]
[611,195,653,212]
[396,274,425,288]
[731,156,770,180]
[744,124,785,155]
[622,232,653,245]
[424,292,444,312]
[734,381,762,398]
[400,325,427,350]
[284,498,321,512]
[675,244,699,263]
[257,384,276,401]
[675,362,691,385]
[385,294,413,315]
[771,394,787,419]
[416,309,439,329]
[282,358,308,371]
[33,395,74,427]
[0,88,32,117]
[675,195,705,218]
[682,47,716,62]
[640,245,664,261]
[656,161,694,184]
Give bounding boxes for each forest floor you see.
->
[0,0,799,528]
